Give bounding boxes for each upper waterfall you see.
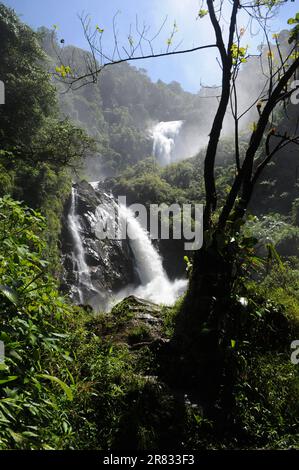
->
[152,120,183,166]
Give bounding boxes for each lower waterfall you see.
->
[68,186,92,303]
[66,182,187,310]
[111,204,187,307]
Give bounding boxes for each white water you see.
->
[68,187,92,303]
[113,204,187,306]
[89,181,99,190]
[152,120,183,166]
[68,182,187,308]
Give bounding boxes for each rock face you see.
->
[60,181,138,310]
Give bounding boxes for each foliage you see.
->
[234,355,298,448]
[0,6,94,170]
[224,273,299,448]
[106,157,203,207]
[288,12,299,43]
[0,197,74,449]
[0,196,160,449]
[244,213,299,257]
[0,5,95,270]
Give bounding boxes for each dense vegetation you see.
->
[0,6,95,270]
[0,4,298,450]
[0,194,298,449]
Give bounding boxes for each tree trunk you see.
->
[168,242,235,415]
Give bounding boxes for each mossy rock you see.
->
[89,296,166,347]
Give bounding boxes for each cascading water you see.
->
[68,186,92,303]
[66,182,187,309]
[113,204,187,306]
[152,120,183,166]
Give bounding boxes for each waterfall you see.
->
[68,187,92,303]
[114,204,187,306]
[66,183,187,309]
[152,120,183,166]
[119,205,165,285]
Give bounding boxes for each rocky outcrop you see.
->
[60,181,138,310]
[88,295,167,349]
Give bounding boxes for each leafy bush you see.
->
[0,196,75,449]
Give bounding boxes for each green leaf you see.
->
[0,285,18,306]
[51,332,69,338]
[197,9,208,19]
[231,339,236,349]
[37,374,73,401]
[250,256,265,269]
[0,376,18,385]
[8,429,24,443]
[22,431,39,438]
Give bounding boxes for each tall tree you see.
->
[0,5,94,174]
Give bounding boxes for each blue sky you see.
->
[3,0,298,93]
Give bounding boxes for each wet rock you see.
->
[60,181,138,310]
